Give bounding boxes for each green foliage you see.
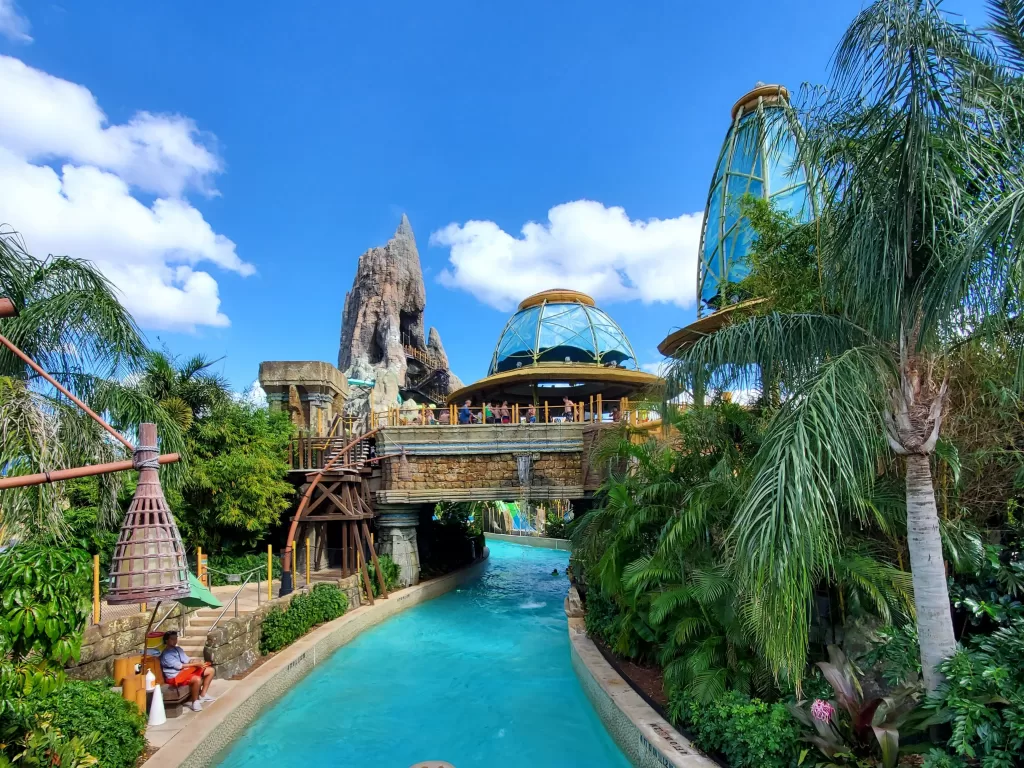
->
[259,584,348,654]
[1,715,99,767]
[931,616,1024,767]
[668,690,802,768]
[205,553,281,587]
[788,646,921,768]
[177,401,295,551]
[5,679,146,768]
[737,195,822,314]
[543,508,568,539]
[921,750,967,768]
[0,545,91,714]
[366,554,400,597]
[860,624,922,688]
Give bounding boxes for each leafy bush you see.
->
[668,690,802,768]
[922,750,967,768]
[205,553,281,587]
[931,615,1024,767]
[582,586,621,648]
[0,545,91,714]
[1,715,99,767]
[259,584,348,654]
[860,624,921,687]
[788,645,921,768]
[8,679,146,768]
[365,554,399,597]
[544,506,568,538]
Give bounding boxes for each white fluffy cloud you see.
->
[0,0,31,43]
[0,55,251,331]
[432,200,704,311]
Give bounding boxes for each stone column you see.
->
[375,503,422,587]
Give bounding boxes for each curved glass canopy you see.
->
[488,291,638,375]
[698,84,815,314]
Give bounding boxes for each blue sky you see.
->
[0,0,990,390]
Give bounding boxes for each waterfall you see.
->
[516,453,533,487]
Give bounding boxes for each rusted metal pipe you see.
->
[0,330,134,451]
[0,453,180,489]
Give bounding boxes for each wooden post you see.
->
[306,537,311,585]
[92,554,101,625]
[267,545,273,601]
[291,546,297,587]
[589,396,594,422]
[197,546,203,586]
[597,393,603,422]
[342,521,349,577]
[544,401,549,423]
[351,521,375,605]
[362,520,389,598]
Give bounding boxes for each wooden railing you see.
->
[287,435,370,471]
[369,397,657,428]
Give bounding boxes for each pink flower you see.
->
[811,699,835,723]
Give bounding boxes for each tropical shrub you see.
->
[668,689,802,768]
[0,545,91,714]
[860,624,922,688]
[8,679,146,768]
[177,401,295,551]
[365,554,399,597]
[0,716,99,767]
[931,616,1024,767]
[788,646,921,768]
[259,584,348,654]
[544,507,568,539]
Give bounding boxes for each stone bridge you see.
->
[373,423,609,504]
[283,422,618,591]
[365,423,612,586]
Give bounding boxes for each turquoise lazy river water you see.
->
[216,540,631,767]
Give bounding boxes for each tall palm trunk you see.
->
[904,452,956,692]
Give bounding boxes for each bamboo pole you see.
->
[0,453,180,490]
[544,401,549,423]
[305,537,311,585]
[92,555,101,625]
[292,547,297,587]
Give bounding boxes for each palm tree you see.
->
[668,0,1024,691]
[0,229,183,540]
[133,350,231,432]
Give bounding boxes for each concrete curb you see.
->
[485,531,571,550]
[145,550,490,768]
[567,619,716,768]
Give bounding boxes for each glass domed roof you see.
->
[698,84,815,314]
[488,290,638,375]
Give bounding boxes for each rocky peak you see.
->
[338,216,460,413]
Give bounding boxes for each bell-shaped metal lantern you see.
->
[106,423,190,604]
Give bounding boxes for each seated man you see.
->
[160,630,215,712]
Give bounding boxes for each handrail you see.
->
[281,427,381,574]
[209,569,260,631]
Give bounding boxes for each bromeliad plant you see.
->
[788,646,921,768]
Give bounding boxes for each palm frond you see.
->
[733,347,895,679]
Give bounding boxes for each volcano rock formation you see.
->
[338,215,461,415]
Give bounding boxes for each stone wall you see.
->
[68,604,195,681]
[383,452,582,492]
[204,575,362,679]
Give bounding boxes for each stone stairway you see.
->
[178,571,345,657]
[175,579,281,657]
